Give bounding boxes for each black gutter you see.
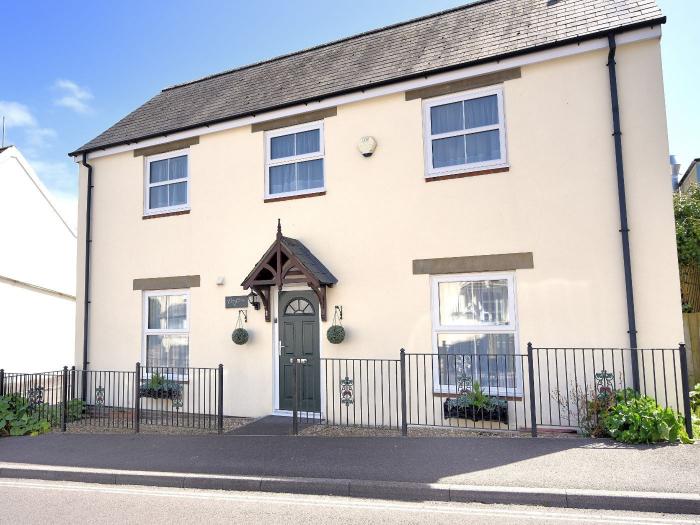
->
[69,17,665,157]
[80,153,93,399]
[607,33,639,390]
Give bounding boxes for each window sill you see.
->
[264,190,326,203]
[143,209,191,220]
[426,166,509,182]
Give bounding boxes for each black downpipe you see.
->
[80,153,93,401]
[607,33,640,390]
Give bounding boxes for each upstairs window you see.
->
[265,122,324,198]
[145,149,189,214]
[423,87,506,179]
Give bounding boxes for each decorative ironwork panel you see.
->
[340,376,354,406]
[595,370,615,400]
[95,386,105,406]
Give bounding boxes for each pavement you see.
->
[0,432,698,514]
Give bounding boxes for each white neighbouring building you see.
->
[0,146,76,372]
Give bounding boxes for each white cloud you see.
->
[0,100,56,151]
[25,127,57,148]
[0,100,37,128]
[54,79,93,114]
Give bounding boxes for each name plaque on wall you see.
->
[225,296,248,309]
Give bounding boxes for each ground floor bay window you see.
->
[431,273,520,395]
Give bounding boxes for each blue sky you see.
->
[2,0,697,225]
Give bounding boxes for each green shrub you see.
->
[690,383,700,415]
[40,399,86,426]
[0,395,51,437]
[603,395,692,444]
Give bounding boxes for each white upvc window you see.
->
[422,86,507,179]
[265,122,325,198]
[431,273,520,395]
[142,290,190,373]
[144,149,190,215]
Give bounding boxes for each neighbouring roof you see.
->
[678,158,700,188]
[71,0,664,156]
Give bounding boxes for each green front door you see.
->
[278,290,321,412]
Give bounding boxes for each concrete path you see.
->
[226,415,312,435]
[0,434,697,513]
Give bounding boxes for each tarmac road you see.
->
[0,478,697,525]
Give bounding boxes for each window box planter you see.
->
[443,397,508,424]
[139,375,183,400]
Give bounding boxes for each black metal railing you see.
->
[0,363,224,433]
[294,357,403,430]
[529,346,692,438]
[290,344,694,438]
[403,351,529,432]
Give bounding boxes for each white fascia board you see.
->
[74,25,661,163]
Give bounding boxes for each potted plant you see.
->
[443,382,508,423]
[139,372,183,400]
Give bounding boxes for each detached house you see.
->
[70,0,682,422]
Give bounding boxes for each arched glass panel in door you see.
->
[284,297,315,316]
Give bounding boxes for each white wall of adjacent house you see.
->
[73,37,682,418]
[0,147,76,373]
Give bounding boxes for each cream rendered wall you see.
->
[75,37,682,417]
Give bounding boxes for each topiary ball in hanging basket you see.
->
[327,325,346,344]
[232,327,249,345]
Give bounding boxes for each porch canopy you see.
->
[241,220,337,321]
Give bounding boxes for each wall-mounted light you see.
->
[357,136,377,157]
[248,291,261,310]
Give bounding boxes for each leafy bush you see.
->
[603,395,692,444]
[41,399,86,426]
[0,395,51,437]
[690,383,700,415]
[673,184,700,267]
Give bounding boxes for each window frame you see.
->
[430,272,520,396]
[422,86,508,179]
[143,149,190,216]
[264,121,325,199]
[142,289,191,378]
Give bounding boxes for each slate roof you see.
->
[678,158,700,188]
[282,236,338,286]
[72,0,664,156]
